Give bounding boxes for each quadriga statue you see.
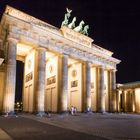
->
[74,20,85,32]
[68,17,76,29]
[61,8,72,27]
[81,25,89,36]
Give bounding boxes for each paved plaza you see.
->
[0,113,140,140]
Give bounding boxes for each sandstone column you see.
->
[132,90,136,112]
[122,90,125,112]
[124,91,127,112]
[36,48,46,116]
[97,66,105,113]
[0,39,2,47]
[3,38,18,114]
[0,39,4,112]
[130,90,133,112]
[86,62,91,110]
[116,90,119,112]
[60,54,68,112]
[110,69,116,112]
[0,39,4,59]
[116,90,122,112]
[126,91,130,112]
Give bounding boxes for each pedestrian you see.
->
[87,106,91,112]
[71,106,74,115]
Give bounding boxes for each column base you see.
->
[3,111,18,117]
[97,111,106,114]
[36,111,50,117]
[85,111,94,115]
[59,111,70,116]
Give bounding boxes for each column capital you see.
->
[36,46,47,52]
[58,53,69,60]
[86,61,93,67]
[7,37,19,45]
[110,69,117,72]
[59,53,69,58]
[98,65,105,69]
[63,53,69,57]
[118,90,123,94]
[130,89,135,94]
[124,90,128,94]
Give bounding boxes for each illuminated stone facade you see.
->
[117,82,140,113]
[0,6,120,114]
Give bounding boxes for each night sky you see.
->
[1,0,140,84]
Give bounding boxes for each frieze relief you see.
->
[71,80,78,88]
[46,76,56,85]
[25,72,33,83]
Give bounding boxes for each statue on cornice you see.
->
[74,20,85,32]
[81,25,89,36]
[61,8,72,27]
[68,17,76,29]
[61,8,90,36]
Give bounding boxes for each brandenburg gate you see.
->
[0,6,120,115]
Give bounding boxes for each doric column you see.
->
[86,62,91,110]
[132,89,136,112]
[36,48,46,115]
[124,90,127,112]
[126,91,131,112]
[115,89,119,112]
[3,38,18,114]
[0,39,2,50]
[130,90,134,112]
[122,90,125,112]
[97,66,105,113]
[60,54,68,112]
[0,40,4,66]
[110,69,116,112]
[116,90,122,112]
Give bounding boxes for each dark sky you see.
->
[0,0,140,84]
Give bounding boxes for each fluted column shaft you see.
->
[132,90,136,112]
[0,40,2,50]
[0,40,4,65]
[122,91,125,112]
[97,66,105,113]
[110,70,116,112]
[36,48,46,112]
[86,62,91,109]
[3,38,17,113]
[116,90,121,112]
[61,54,68,111]
[124,91,127,112]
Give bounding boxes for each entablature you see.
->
[0,6,121,70]
[117,82,140,90]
